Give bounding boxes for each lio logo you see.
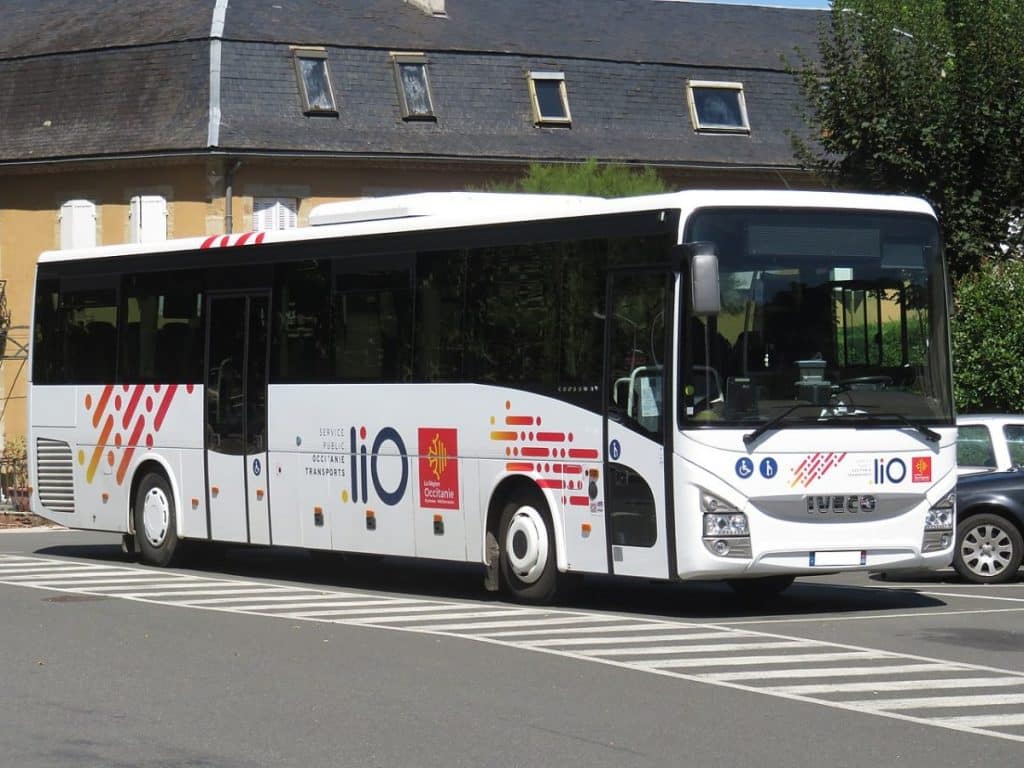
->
[349,426,409,505]
[873,457,906,485]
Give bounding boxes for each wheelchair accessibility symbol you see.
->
[252,458,262,476]
[735,458,754,479]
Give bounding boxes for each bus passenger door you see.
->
[603,270,672,579]
[204,293,271,545]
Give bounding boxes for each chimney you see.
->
[405,0,446,17]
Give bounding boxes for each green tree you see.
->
[482,159,669,197]
[952,258,1024,413]
[791,0,1024,277]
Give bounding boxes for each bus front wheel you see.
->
[133,471,181,567]
[498,493,558,604]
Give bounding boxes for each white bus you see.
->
[28,190,957,602]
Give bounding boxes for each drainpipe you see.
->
[224,158,242,233]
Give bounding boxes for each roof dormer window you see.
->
[687,81,749,133]
[528,71,571,127]
[392,53,435,121]
[293,48,338,116]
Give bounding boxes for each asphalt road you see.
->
[1,528,1022,768]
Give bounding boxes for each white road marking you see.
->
[774,677,1024,695]
[919,591,1024,603]
[525,631,738,647]
[577,640,815,657]
[867,693,1024,711]
[4,553,1024,745]
[702,663,961,682]
[632,650,887,670]
[934,713,1024,728]
[720,606,1024,626]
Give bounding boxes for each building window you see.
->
[392,54,435,120]
[527,72,571,126]
[59,200,97,250]
[687,81,749,133]
[129,195,168,243]
[293,49,337,115]
[254,197,298,231]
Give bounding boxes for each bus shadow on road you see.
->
[34,538,949,620]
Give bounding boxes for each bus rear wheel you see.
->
[133,471,181,567]
[498,493,558,604]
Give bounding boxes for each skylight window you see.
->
[392,54,435,120]
[293,48,338,116]
[687,81,749,133]
[528,72,571,126]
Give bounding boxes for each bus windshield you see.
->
[682,208,953,428]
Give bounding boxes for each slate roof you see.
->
[0,0,826,168]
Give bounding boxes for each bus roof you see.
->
[37,189,937,265]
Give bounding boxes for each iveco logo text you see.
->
[805,495,877,514]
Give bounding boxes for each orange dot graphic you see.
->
[505,400,511,410]
[107,451,114,467]
[85,394,92,409]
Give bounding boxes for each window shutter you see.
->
[254,197,298,231]
[129,195,168,243]
[59,200,97,249]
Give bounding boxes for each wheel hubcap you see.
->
[142,487,170,547]
[504,506,549,584]
[960,523,1013,577]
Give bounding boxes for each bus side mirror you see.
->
[678,242,720,316]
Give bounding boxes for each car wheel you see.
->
[954,513,1023,584]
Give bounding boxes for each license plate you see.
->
[810,550,865,567]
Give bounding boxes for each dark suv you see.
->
[954,469,1024,583]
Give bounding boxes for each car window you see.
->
[957,425,996,468]
[1002,424,1024,466]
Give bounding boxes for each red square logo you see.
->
[911,456,932,483]
[418,428,460,509]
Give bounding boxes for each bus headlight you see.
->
[701,492,748,536]
[925,491,955,531]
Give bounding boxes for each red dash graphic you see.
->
[154,384,179,431]
[235,231,254,246]
[92,385,114,428]
[537,479,564,489]
[521,447,550,458]
[116,415,146,485]
[505,462,534,472]
[568,449,599,460]
[536,432,565,442]
[86,414,115,483]
[200,235,219,250]
[122,384,145,429]
[568,496,589,507]
[560,465,583,474]
[505,415,534,426]
[255,232,266,245]
[490,431,518,441]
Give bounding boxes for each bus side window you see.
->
[61,285,118,384]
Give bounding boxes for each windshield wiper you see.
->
[817,411,941,443]
[742,404,820,446]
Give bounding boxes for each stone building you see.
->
[0,0,823,441]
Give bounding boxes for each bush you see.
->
[480,159,669,197]
[952,259,1024,413]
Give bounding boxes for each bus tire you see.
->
[726,575,795,600]
[133,471,180,567]
[498,491,558,604]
